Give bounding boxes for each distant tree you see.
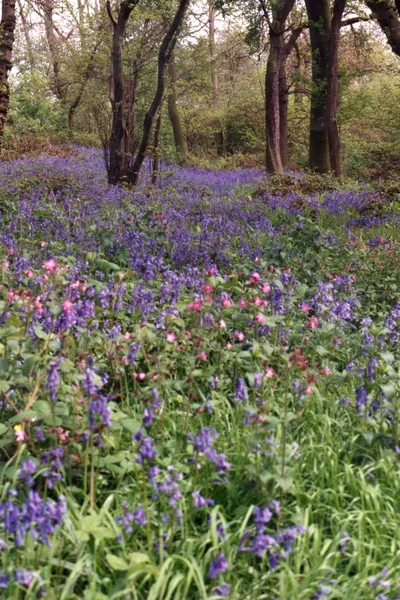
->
[107,0,190,186]
[167,52,188,165]
[0,0,16,140]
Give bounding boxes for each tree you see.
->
[0,0,16,140]
[327,0,347,177]
[167,52,188,165]
[304,0,331,173]
[106,0,190,186]
[365,0,400,57]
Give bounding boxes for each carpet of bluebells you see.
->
[1,148,400,599]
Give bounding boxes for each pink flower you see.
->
[123,356,129,365]
[7,248,14,256]
[138,373,146,380]
[265,368,275,378]
[235,331,245,341]
[197,351,207,361]
[203,284,213,293]
[44,259,56,272]
[40,241,46,248]
[14,425,26,442]
[239,299,247,308]
[24,269,33,278]
[254,296,262,306]
[124,332,131,340]
[301,303,311,313]
[308,316,318,329]
[305,386,313,395]
[166,332,176,343]
[255,256,260,263]
[222,297,232,308]
[35,296,43,313]
[226,342,232,349]
[187,300,202,311]
[249,272,261,284]
[62,300,73,312]
[255,313,265,323]
[262,283,271,294]
[208,267,216,276]
[218,319,227,328]
[7,289,14,302]
[320,367,330,376]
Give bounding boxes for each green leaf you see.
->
[106,554,129,571]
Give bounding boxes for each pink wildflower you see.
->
[308,316,318,329]
[265,368,275,378]
[262,283,271,294]
[249,272,261,284]
[62,300,73,312]
[301,303,311,313]
[44,259,57,272]
[166,332,176,343]
[255,313,265,323]
[197,351,207,361]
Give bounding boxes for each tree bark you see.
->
[151,104,163,186]
[167,54,188,165]
[0,0,16,141]
[265,32,285,173]
[304,0,331,173]
[365,0,400,57]
[127,0,190,187]
[209,1,224,155]
[107,0,137,184]
[327,0,347,178]
[263,0,295,174]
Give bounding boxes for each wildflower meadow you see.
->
[0,148,400,599]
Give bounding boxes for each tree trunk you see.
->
[304,0,331,173]
[327,0,347,178]
[127,0,190,187]
[265,32,284,174]
[151,104,163,186]
[107,0,136,185]
[209,1,224,156]
[0,0,16,141]
[167,55,188,165]
[263,0,296,174]
[42,0,64,100]
[279,57,289,169]
[365,0,400,57]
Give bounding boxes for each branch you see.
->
[106,0,117,28]
[341,16,372,27]
[284,24,307,57]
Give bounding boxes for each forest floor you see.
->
[0,148,400,599]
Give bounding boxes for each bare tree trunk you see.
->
[365,0,400,57]
[0,0,16,141]
[41,0,64,99]
[209,1,223,156]
[265,32,284,174]
[304,0,331,173]
[107,0,137,184]
[279,57,289,169]
[167,54,188,165]
[327,0,347,178]
[127,0,190,187]
[263,0,295,174]
[151,103,163,186]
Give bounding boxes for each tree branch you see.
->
[106,0,117,28]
